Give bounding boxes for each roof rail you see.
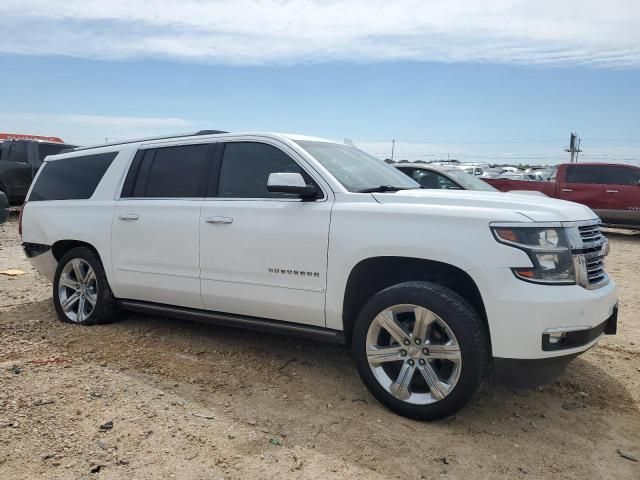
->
[65,129,229,153]
[195,130,228,135]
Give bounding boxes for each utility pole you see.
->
[564,132,582,163]
[391,139,395,162]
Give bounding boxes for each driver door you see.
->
[199,140,333,326]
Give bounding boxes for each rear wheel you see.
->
[352,281,488,420]
[53,247,118,325]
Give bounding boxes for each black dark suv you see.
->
[0,140,74,204]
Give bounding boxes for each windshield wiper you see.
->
[357,185,415,193]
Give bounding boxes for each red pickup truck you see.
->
[484,163,640,228]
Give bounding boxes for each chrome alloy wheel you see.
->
[57,258,98,323]
[366,304,462,405]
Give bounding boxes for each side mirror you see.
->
[267,172,318,199]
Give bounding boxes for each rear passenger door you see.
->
[556,165,604,214]
[111,142,215,308]
[199,140,332,326]
[601,165,640,226]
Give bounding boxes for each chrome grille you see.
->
[578,224,605,246]
[577,223,608,287]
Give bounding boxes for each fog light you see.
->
[548,332,566,344]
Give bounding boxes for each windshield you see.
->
[445,169,497,191]
[295,140,419,192]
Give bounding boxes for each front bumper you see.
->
[467,266,618,359]
[492,307,618,387]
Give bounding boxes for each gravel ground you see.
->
[1,217,639,479]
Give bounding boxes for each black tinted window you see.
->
[29,152,117,201]
[565,165,603,184]
[604,166,640,186]
[126,144,212,198]
[218,142,308,198]
[38,143,70,162]
[7,142,28,163]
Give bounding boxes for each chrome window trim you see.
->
[115,137,330,203]
[202,197,327,203]
[116,197,206,201]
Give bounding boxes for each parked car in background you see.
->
[0,140,75,204]
[459,165,484,176]
[484,163,640,228]
[497,172,539,181]
[479,168,504,178]
[395,163,498,191]
[21,131,617,420]
[0,191,8,224]
[530,170,554,182]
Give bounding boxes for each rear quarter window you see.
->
[28,152,118,201]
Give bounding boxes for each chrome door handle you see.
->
[118,213,139,221]
[606,189,619,193]
[560,188,573,192]
[205,216,233,225]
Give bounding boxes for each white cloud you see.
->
[0,112,192,145]
[0,0,638,67]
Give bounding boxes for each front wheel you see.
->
[352,281,488,420]
[53,247,118,325]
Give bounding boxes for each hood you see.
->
[371,189,597,223]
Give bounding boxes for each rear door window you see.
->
[564,165,604,184]
[122,144,213,198]
[604,166,640,186]
[29,152,117,201]
[6,142,28,163]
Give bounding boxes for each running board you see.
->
[117,300,345,344]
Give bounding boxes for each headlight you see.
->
[491,226,575,284]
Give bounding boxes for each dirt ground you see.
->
[1,217,639,480]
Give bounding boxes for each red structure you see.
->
[0,132,64,143]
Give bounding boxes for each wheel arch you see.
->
[341,256,490,351]
[52,239,103,264]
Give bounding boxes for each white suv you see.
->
[21,131,618,420]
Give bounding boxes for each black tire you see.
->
[0,191,8,224]
[53,247,118,325]
[352,281,488,420]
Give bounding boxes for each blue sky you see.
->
[1,1,639,165]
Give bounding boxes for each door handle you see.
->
[118,213,139,221]
[560,188,573,192]
[205,216,233,225]
[606,189,619,193]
